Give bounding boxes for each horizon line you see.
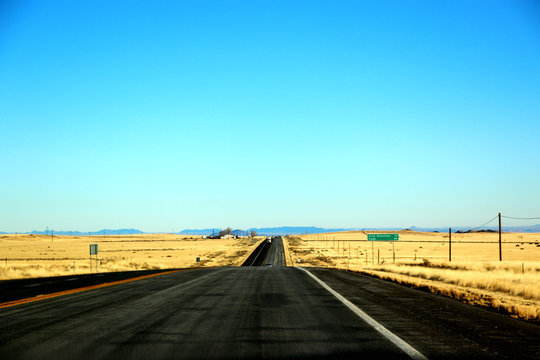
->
[2,224,539,234]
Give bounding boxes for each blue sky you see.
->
[1,1,539,232]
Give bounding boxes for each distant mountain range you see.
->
[2,224,539,236]
[179,225,540,235]
[178,224,540,236]
[0,229,144,236]
[178,227,363,236]
[406,225,540,233]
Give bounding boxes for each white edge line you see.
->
[297,267,429,360]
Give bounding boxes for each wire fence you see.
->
[296,212,540,264]
[297,237,540,265]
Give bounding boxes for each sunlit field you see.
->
[0,233,261,280]
[284,230,540,321]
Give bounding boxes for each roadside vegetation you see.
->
[285,232,540,322]
[0,234,261,279]
[360,260,540,321]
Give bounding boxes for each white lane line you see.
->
[297,267,429,360]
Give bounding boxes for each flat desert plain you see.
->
[284,230,540,321]
[288,230,540,265]
[0,234,261,280]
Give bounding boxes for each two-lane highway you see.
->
[1,267,412,359]
[241,236,286,267]
[263,237,286,267]
[1,238,539,359]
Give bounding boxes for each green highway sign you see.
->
[367,234,399,241]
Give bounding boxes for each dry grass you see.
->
[0,233,262,280]
[286,230,540,322]
[360,261,540,321]
[297,230,540,263]
[281,236,294,266]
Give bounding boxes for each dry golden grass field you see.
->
[3,231,539,321]
[284,230,540,322]
[0,233,261,280]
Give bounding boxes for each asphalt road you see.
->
[1,240,539,359]
[241,237,286,267]
[0,269,179,303]
[263,238,286,267]
[241,238,271,266]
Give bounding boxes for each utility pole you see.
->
[372,242,374,265]
[499,212,502,262]
[449,227,452,262]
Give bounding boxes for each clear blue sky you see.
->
[1,1,539,232]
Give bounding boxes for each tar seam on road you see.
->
[297,267,429,360]
[0,268,200,309]
[261,242,272,266]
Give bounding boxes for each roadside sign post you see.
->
[90,244,98,273]
[449,227,452,262]
[367,234,399,265]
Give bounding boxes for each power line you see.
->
[501,215,540,220]
[425,241,444,257]
[468,215,499,231]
